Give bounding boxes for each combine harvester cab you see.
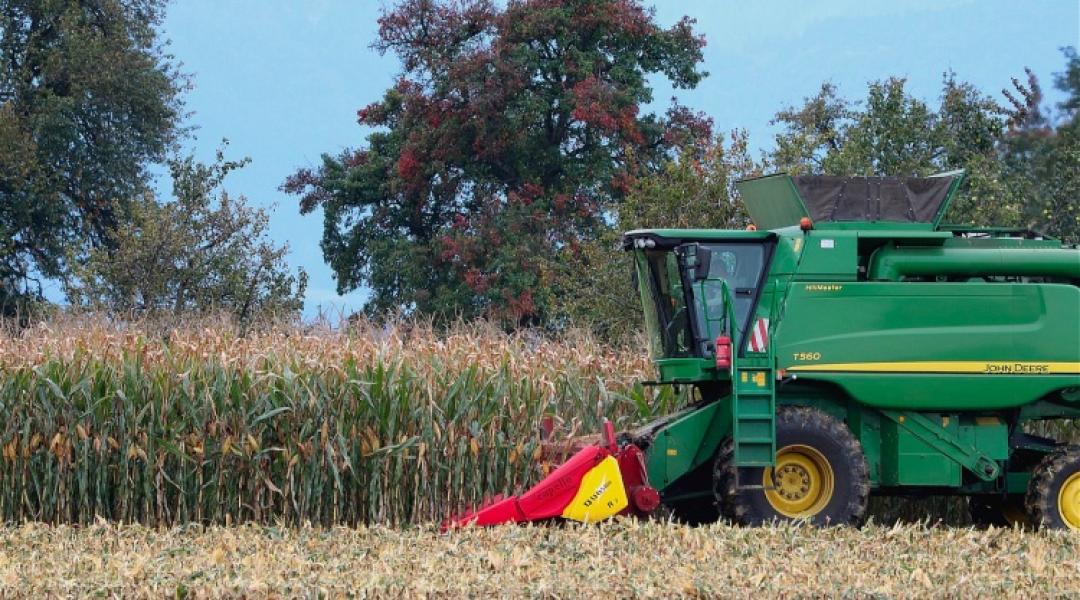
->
[447,171,1080,530]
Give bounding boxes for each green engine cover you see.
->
[777,278,1080,410]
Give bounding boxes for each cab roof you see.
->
[622,229,774,250]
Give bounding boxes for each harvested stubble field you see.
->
[0,520,1076,597]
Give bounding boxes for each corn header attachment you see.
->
[443,421,660,528]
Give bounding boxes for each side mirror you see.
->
[678,243,713,281]
[695,245,712,281]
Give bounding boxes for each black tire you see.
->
[968,494,1029,527]
[1026,446,1080,530]
[718,406,869,526]
[711,437,734,520]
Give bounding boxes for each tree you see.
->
[67,146,307,326]
[0,0,185,313]
[1002,49,1080,243]
[618,129,757,231]
[768,75,1023,227]
[767,83,848,176]
[552,130,760,340]
[284,0,710,325]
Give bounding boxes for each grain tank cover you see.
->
[736,172,963,230]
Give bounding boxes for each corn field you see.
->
[0,316,1075,528]
[0,317,680,526]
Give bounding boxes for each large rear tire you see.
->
[717,407,869,526]
[1026,446,1080,530]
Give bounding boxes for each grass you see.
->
[0,520,1076,597]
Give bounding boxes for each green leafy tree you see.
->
[553,130,760,340]
[768,76,1022,227]
[618,129,757,231]
[1002,49,1080,243]
[824,78,941,176]
[767,83,849,176]
[68,146,307,326]
[1027,118,1080,244]
[283,0,710,325]
[0,0,185,313]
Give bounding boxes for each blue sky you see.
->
[160,0,1079,318]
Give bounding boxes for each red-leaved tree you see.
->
[283,0,710,323]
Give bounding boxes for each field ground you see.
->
[0,521,1076,598]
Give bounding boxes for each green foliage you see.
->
[553,131,760,340]
[825,79,941,176]
[1025,122,1080,244]
[767,83,848,176]
[67,146,307,325]
[0,0,185,312]
[284,0,710,325]
[1000,49,1080,244]
[768,76,1024,227]
[620,130,757,231]
[768,51,1080,239]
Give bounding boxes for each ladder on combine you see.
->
[714,282,777,469]
[732,355,776,468]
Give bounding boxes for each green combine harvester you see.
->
[446,172,1080,530]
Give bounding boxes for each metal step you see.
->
[732,362,776,468]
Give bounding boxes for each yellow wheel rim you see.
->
[1057,472,1080,530]
[763,444,835,518]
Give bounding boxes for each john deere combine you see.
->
[447,172,1080,530]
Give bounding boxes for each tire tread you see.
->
[1026,445,1080,530]
[716,406,869,527]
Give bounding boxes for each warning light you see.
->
[746,224,758,231]
[715,335,732,371]
[799,217,813,231]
